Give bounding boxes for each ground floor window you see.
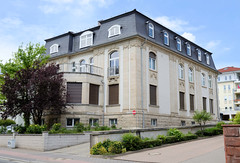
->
[191,121,195,125]
[109,119,117,127]
[181,120,186,126]
[203,97,207,111]
[89,118,99,127]
[151,119,157,126]
[179,92,185,110]
[66,118,80,127]
[209,99,213,114]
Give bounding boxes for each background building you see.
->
[218,67,240,120]
[44,9,219,129]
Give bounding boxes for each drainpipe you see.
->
[141,39,147,128]
[101,80,105,126]
[216,76,220,121]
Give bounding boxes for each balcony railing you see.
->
[108,66,119,77]
[58,63,103,76]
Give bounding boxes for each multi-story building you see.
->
[218,67,240,120]
[44,9,219,129]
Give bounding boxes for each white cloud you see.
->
[181,32,196,43]
[205,40,221,50]
[155,16,188,32]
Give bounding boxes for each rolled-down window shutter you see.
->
[67,82,82,103]
[150,85,157,105]
[109,84,119,105]
[89,84,99,105]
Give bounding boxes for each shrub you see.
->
[233,112,240,124]
[196,127,222,136]
[0,119,16,127]
[167,128,183,141]
[122,133,142,151]
[165,136,178,143]
[74,123,85,132]
[182,133,198,141]
[108,141,125,154]
[216,121,225,129]
[141,139,162,148]
[26,124,46,134]
[0,126,6,134]
[111,124,117,129]
[90,142,104,155]
[14,125,26,134]
[193,111,212,131]
[101,139,113,152]
[51,123,61,131]
[157,135,167,144]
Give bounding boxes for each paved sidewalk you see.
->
[114,135,225,163]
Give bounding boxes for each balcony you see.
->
[234,99,240,104]
[234,89,240,94]
[58,63,103,76]
[108,66,119,77]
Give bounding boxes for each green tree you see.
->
[0,43,49,127]
[193,110,213,131]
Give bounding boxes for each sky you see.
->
[0,0,239,69]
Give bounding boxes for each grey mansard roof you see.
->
[45,9,217,71]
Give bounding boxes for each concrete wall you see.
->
[0,132,89,151]
[90,124,216,147]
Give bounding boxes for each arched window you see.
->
[80,59,86,72]
[108,25,121,38]
[80,31,93,48]
[189,68,193,82]
[178,64,184,79]
[50,44,59,54]
[149,52,156,70]
[186,43,191,56]
[197,49,201,61]
[148,23,154,38]
[177,38,181,51]
[208,75,212,88]
[202,73,205,86]
[89,57,94,74]
[164,31,169,45]
[109,51,119,76]
[206,54,210,65]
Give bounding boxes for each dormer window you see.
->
[50,44,59,54]
[80,31,93,48]
[108,25,121,38]
[206,53,210,65]
[163,31,169,45]
[186,43,191,56]
[176,38,181,51]
[197,49,201,61]
[148,23,154,38]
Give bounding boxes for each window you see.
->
[228,85,231,90]
[109,119,117,127]
[224,96,227,104]
[89,57,94,74]
[197,49,201,61]
[67,82,82,103]
[66,118,80,127]
[72,62,76,72]
[190,94,194,111]
[108,25,121,37]
[109,51,119,76]
[230,107,232,110]
[50,44,59,54]
[150,85,157,105]
[177,38,181,51]
[181,121,186,126]
[191,121,195,125]
[151,119,157,126]
[179,92,185,110]
[109,84,119,104]
[225,76,227,80]
[225,107,227,110]
[203,97,207,111]
[209,99,213,114]
[189,68,193,82]
[218,77,220,81]
[163,31,169,45]
[80,31,93,48]
[206,54,210,65]
[202,73,205,86]
[149,52,156,70]
[178,64,184,79]
[89,119,99,127]
[229,95,232,104]
[208,75,212,88]
[229,75,232,80]
[89,84,99,105]
[148,23,154,38]
[186,43,191,56]
[80,60,86,72]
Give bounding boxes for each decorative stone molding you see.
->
[209,88,213,95]
[169,55,176,62]
[129,40,141,48]
[179,80,185,91]
[189,83,195,91]
[150,71,157,80]
[108,76,119,84]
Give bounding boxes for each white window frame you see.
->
[148,23,154,38]
[80,31,93,48]
[186,43,191,56]
[109,119,117,126]
[80,59,86,72]
[189,68,193,82]
[109,51,119,76]
[197,49,201,61]
[72,62,76,72]
[66,118,80,127]
[50,44,59,54]
[108,24,121,38]
[151,119,157,126]
[89,119,99,127]
[202,73,205,86]
[206,53,210,65]
[149,57,156,71]
[177,38,181,51]
[178,64,184,79]
[164,31,169,45]
[208,75,212,88]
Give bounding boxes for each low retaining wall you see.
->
[0,132,89,151]
[90,124,216,147]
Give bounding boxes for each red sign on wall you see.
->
[132,110,136,115]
